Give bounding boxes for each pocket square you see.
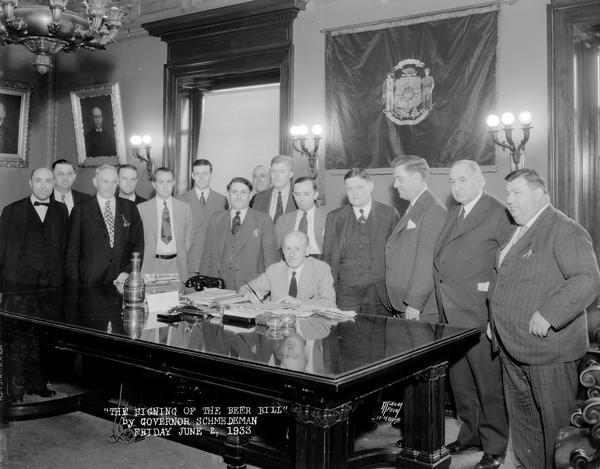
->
[522,249,534,259]
[407,219,417,230]
[253,228,259,238]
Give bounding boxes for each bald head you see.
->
[282,231,309,269]
[29,167,54,201]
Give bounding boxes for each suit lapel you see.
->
[336,205,352,257]
[147,200,158,244]
[500,206,553,265]
[236,210,258,250]
[113,198,124,248]
[369,202,383,241]
[218,212,229,256]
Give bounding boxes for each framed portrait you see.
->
[0,80,32,168]
[70,82,126,167]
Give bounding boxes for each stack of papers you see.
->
[184,288,247,306]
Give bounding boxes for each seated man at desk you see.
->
[239,231,336,308]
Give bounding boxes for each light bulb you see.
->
[486,114,500,128]
[290,125,299,137]
[311,124,323,136]
[298,125,308,136]
[501,112,515,126]
[130,135,142,146]
[141,134,152,145]
[518,111,532,125]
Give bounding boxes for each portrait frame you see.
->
[70,82,126,167]
[0,80,33,168]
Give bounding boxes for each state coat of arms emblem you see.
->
[382,59,434,126]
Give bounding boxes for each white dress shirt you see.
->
[460,190,484,218]
[230,208,249,226]
[269,186,291,220]
[194,187,211,203]
[352,200,372,221]
[30,195,49,222]
[294,207,320,254]
[55,189,74,214]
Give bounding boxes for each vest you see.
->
[339,213,376,287]
[220,228,243,290]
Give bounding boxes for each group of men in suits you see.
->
[0,152,597,469]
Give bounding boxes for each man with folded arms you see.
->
[200,177,278,290]
[138,167,193,281]
[240,231,335,308]
[65,164,144,285]
[433,160,511,469]
[275,177,327,258]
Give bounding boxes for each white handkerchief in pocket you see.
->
[477,282,490,292]
[407,219,417,230]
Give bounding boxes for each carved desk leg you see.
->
[289,402,353,469]
[223,433,249,469]
[401,362,450,468]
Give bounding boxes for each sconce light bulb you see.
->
[130,135,142,146]
[142,134,152,145]
[518,111,532,125]
[311,124,323,136]
[290,125,299,137]
[298,125,308,136]
[501,112,515,126]
[486,114,500,128]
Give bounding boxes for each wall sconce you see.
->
[130,134,154,180]
[289,124,322,179]
[486,111,532,170]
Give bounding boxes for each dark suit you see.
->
[85,128,116,157]
[0,197,68,289]
[251,187,297,220]
[490,206,600,468]
[323,201,399,314]
[178,189,228,273]
[385,189,446,318]
[200,208,278,290]
[433,192,512,456]
[53,189,91,205]
[65,196,144,284]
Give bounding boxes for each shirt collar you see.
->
[119,192,136,202]
[462,190,484,217]
[30,194,50,204]
[353,200,372,219]
[97,193,115,207]
[411,187,428,207]
[194,187,210,199]
[54,189,71,199]
[522,203,550,229]
[288,261,305,277]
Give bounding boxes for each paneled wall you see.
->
[0,0,549,211]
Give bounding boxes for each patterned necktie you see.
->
[458,205,466,220]
[358,208,367,224]
[61,194,66,204]
[103,200,115,248]
[232,211,241,235]
[298,211,308,235]
[274,190,284,223]
[161,201,172,243]
[200,192,206,207]
[288,271,297,298]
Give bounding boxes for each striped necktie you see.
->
[103,200,115,248]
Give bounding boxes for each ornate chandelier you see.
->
[0,0,126,75]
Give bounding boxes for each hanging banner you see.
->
[325,6,498,170]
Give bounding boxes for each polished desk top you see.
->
[0,284,478,395]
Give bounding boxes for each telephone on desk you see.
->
[184,275,226,291]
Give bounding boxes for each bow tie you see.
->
[34,201,50,207]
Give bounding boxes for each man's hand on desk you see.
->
[277,296,300,308]
[405,306,421,320]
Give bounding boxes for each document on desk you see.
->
[184,288,245,306]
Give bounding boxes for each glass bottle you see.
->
[123,252,145,307]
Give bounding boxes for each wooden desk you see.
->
[0,285,478,468]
